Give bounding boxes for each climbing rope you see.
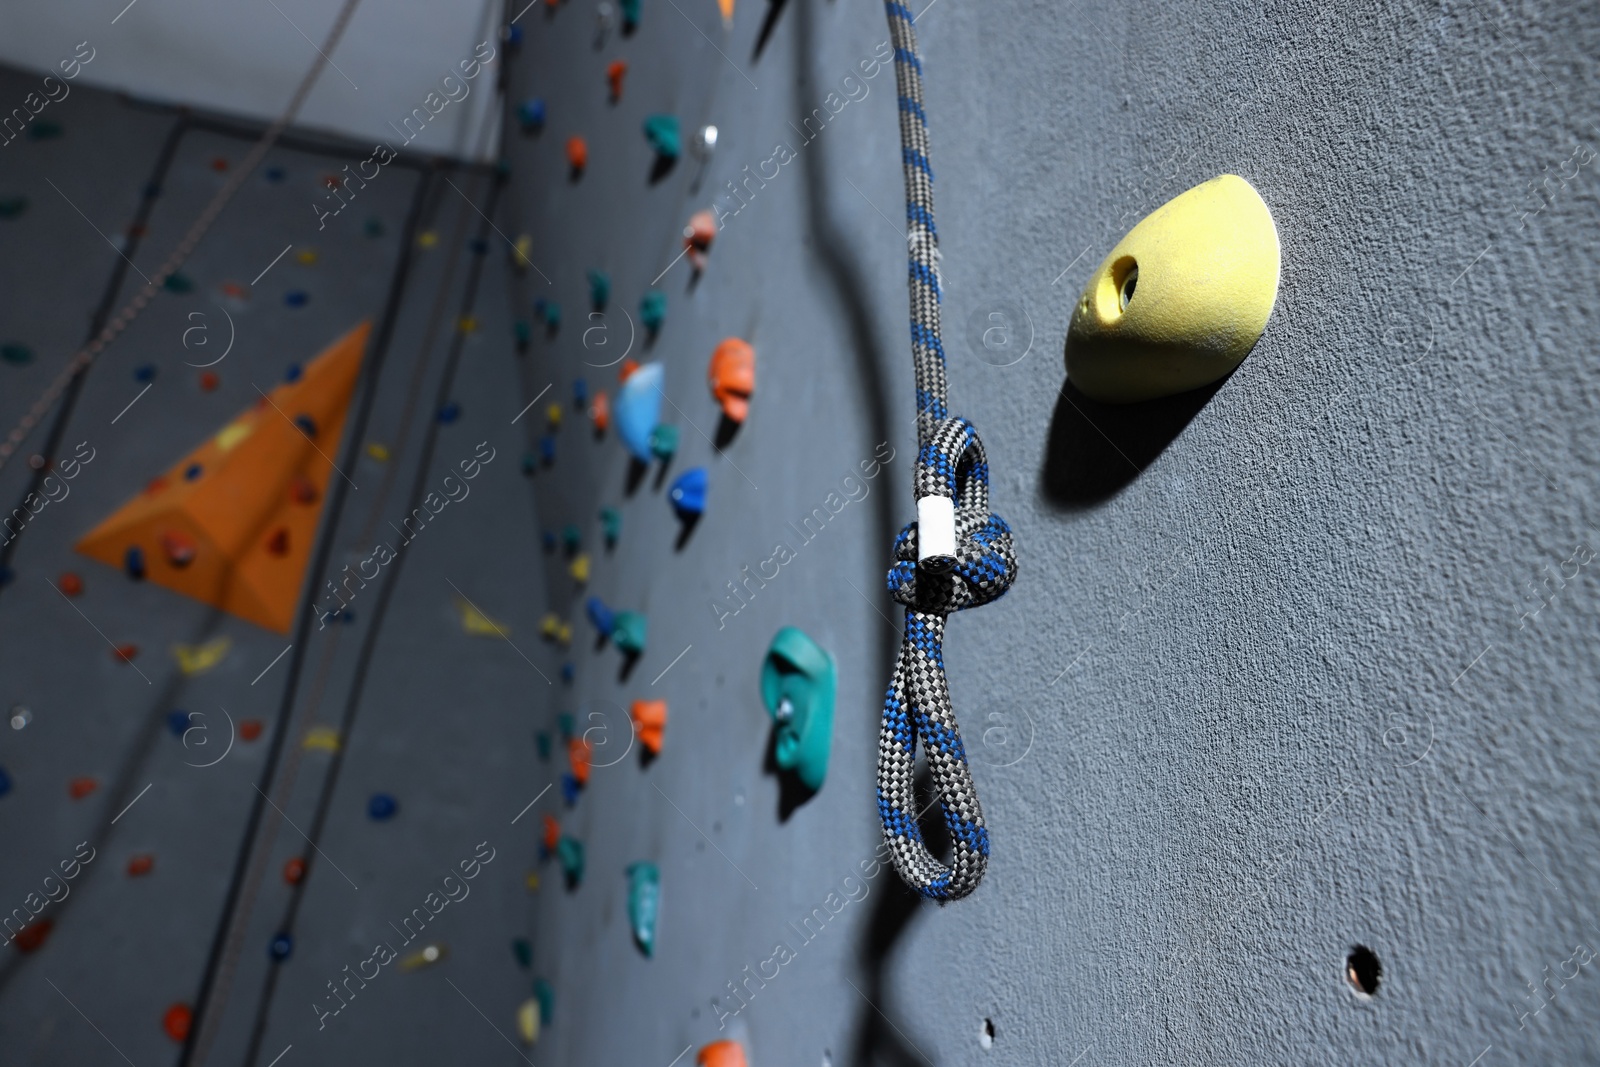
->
[876,1,1018,901]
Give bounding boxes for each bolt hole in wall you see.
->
[1347,945,1382,996]
[980,1017,996,1049]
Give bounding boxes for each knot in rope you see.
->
[877,417,1017,902]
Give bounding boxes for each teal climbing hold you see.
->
[514,319,531,350]
[556,837,585,886]
[532,978,554,1026]
[2,344,33,366]
[626,862,661,957]
[761,627,838,792]
[557,713,575,741]
[612,611,646,656]
[30,120,62,140]
[536,731,552,760]
[639,289,667,334]
[511,938,532,969]
[600,507,621,547]
[587,269,610,311]
[619,0,640,29]
[615,363,664,461]
[643,114,681,160]
[163,273,195,294]
[0,197,27,219]
[562,524,581,553]
[649,424,679,462]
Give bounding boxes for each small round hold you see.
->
[294,414,317,437]
[162,1004,193,1043]
[693,124,718,159]
[167,710,191,736]
[264,167,287,183]
[284,290,309,308]
[135,364,157,382]
[199,371,220,392]
[184,463,203,481]
[210,157,229,172]
[10,704,32,730]
[127,853,154,877]
[269,933,293,960]
[124,545,147,580]
[368,793,398,821]
[284,363,303,383]
[240,719,264,741]
[437,402,461,424]
[283,856,307,884]
[290,477,318,505]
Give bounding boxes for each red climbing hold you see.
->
[542,814,560,853]
[144,475,168,496]
[113,644,139,663]
[69,777,99,799]
[210,157,228,172]
[58,572,83,596]
[160,529,197,567]
[618,359,640,383]
[199,371,220,392]
[283,856,307,884]
[566,136,588,172]
[684,209,716,272]
[265,527,290,556]
[13,920,54,954]
[290,477,319,505]
[590,391,610,433]
[163,1003,193,1042]
[127,854,154,877]
[239,719,263,741]
[607,60,628,101]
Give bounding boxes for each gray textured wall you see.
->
[510,0,1600,1064]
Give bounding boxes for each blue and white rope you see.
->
[876,1,1018,901]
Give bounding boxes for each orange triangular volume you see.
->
[76,322,370,634]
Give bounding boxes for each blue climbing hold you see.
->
[615,363,664,462]
[573,378,589,406]
[560,774,580,806]
[539,435,555,464]
[166,710,191,737]
[438,402,460,424]
[368,793,398,821]
[669,468,708,519]
[134,364,157,383]
[270,933,293,960]
[560,662,575,683]
[639,290,667,334]
[294,415,317,437]
[541,530,557,552]
[585,596,616,636]
[284,363,303,383]
[0,766,10,798]
[507,24,524,45]
[469,237,488,255]
[518,99,547,132]
[265,167,287,183]
[285,290,309,308]
[185,463,203,481]
[125,546,146,580]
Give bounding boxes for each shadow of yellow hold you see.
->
[1065,175,1280,403]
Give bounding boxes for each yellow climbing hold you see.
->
[457,597,511,637]
[399,943,447,971]
[214,420,253,453]
[568,554,590,584]
[458,315,478,334]
[546,403,562,428]
[556,622,572,647]
[1064,174,1280,403]
[366,442,391,462]
[303,725,341,751]
[296,248,319,265]
[517,998,540,1045]
[173,636,231,675]
[540,614,561,640]
[524,870,541,892]
[417,230,439,249]
[514,234,533,268]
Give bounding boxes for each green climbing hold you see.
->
[612,611,646,656]
[2,344,34,366]
[643,114,680,160]
[626,862,660,957]
[0,197,27,219]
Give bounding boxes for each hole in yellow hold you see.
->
[1095,255,1138,321]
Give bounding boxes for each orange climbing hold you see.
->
[239,719,263,741]
[57,572,83,596]
[13,920,53,954]
[618,359,640,383]
[69,777,98,799]
[283,856,307,884]
[698,1041,747,1067]
[708,338,755,423]
[127,854,154,877]
[542,813,560,853]
[75,323,371,633]
[568,737,593,786]
[607,60,628,101]
[566,136,589,172]
[113,644,139,663]
[199,371,220,392]
[630,699,667,755]
[684,209,716,271]
[589,391,610,432]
